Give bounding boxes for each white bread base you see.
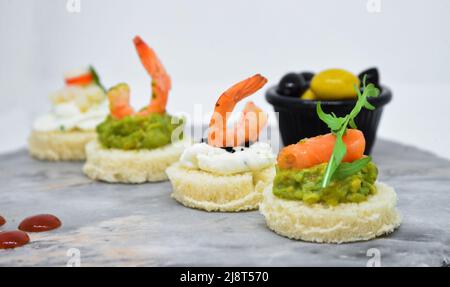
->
[28,130,97,161]
[83,140,189,183]
[166,163,276,212]
[260,182,401,243]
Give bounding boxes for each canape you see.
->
[83,36,188,183]
[167,74,276,212]
[260,77,401,243]
[29,67,108,161]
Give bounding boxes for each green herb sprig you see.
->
[89,66,106,92]
[317,75,380,188]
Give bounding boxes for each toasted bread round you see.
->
[83,140,189,183]
[28,130,97,161]
[166,163,275,212]
[260,182,401,243]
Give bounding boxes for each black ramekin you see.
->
[265,85,392,154]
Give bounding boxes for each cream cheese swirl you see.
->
[179,142,275,175]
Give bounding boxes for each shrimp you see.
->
[234,101,268,144]
[107,36,171,119]
[277,129,365,170]
[133,36,171,115]
[107,83,135,119]
[208,74,268,147]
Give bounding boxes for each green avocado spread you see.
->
[273,162,378,205]
[97,113,184,150]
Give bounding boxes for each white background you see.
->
[1,0,449,158]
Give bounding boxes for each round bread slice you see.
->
[166,162,276,212]
[83,140,189,183]
[28,130,97,161]
[260,182,401,243]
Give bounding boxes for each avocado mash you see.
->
[97,113,183,150]
[273,162,378,205]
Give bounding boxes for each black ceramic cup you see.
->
[265,85,392,154]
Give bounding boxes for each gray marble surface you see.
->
[0,139,449,266]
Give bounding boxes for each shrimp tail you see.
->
[133,36,171,115]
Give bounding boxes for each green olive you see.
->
[310,69,359,100]
[300,89,316,100]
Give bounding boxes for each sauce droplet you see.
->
[0,231,30,249]
[18,214,61,232]
[0,216,5,227]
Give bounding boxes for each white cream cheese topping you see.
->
[179,142,275,175]
[33,84,108,132]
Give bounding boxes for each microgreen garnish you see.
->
[317,75,380,188]
[333,156,372,181]
[89,66,106,92]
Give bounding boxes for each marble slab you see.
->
[0,139,449,266]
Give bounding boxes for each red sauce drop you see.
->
[18,214,61,232]
[0,231,30,249]
[0,216,5,227]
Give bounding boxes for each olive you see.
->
[277,72,308,97]
[310,69,359,100]
[358,67,379,87]
[299,71,314,83]
[300,89,316,100]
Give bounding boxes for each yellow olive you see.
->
[310,69,360,100]
[300,89,316,100]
